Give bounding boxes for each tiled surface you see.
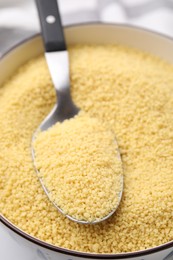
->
[0,0,172,56]
[99,0,173,36]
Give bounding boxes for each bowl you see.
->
[1,23,173,260]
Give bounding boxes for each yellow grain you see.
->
[0,44,173,253]
[33,112,123,222]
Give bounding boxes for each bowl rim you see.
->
[1,21,173,62]
[1,22,173,259]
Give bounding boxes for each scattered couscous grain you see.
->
[33,112,123,222]
[0,44,173,253]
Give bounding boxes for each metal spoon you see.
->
[32,0,123,224]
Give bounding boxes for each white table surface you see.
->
[0,223,34,260]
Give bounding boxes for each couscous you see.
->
[0,44,173,253]
[33,112,123,222]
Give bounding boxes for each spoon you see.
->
[32,0,123,224]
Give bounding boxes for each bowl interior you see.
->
[0,23,173,259]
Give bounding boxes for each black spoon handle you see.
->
[35,0,66,52]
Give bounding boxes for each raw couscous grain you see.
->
[33,112,123,222]
[0,44,173,253]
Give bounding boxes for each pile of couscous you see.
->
[0,44,173,253]
[33,112,123,222]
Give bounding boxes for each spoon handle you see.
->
[35,0,66,52]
